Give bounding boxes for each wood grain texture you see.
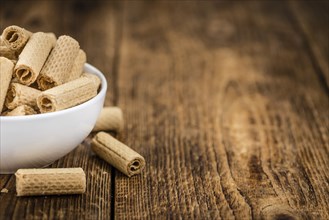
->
[0,1,328,219]
[289,0,329,89]
[116,1,329,219]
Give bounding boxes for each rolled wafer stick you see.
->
[37,73,101,113]
[93,107,124,132]
[15,168,86,196]
[0,36,4,45]
[38,35,80,90]
[10,77,20,83]
[91,132,145,177]
[0,57,14,113]
[14,32,56,85]
[0,46,16,60]
[0,36,17,60]
[1,25,32,52]
[0,46,17,60]
[0,46,16,58]
[0,38,17,60]
[67,49,86,82]
[5,83,41,110]
[3,105,37,116]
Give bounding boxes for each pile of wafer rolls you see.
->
[1,26,146,197]
[0,25,99,116]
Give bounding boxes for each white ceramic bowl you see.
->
[0,64,107,174]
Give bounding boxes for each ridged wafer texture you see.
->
[14,32,56,85]
[0,57,14,113]
[38,35,80,90]
[67,49,86,82]
[3,105,37,116]
[37,73,101,113]
[91,132,145,177]
[5,83,41,110]
[93,107,124,132]
[15,168,86,196]
[1,25,32,52]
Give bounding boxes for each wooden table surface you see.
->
[0,0,328,219]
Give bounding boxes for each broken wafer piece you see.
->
[38,35,80,90]
[3,105,37,116]
[37,73,101,113]
[91,132,145,177]
[1,25,32,52]
[67,49,86,82]
[93,107,124,132]
[15,168,86,196]
[5,83,41,110]
[0,57,14,113]
[14,32,56,85]
[1,188,9,193]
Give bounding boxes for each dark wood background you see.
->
[0,0,328,219]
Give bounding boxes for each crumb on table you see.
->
[1,188,9,193]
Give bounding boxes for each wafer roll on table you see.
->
[15,168,86,196]
[67,49,86,82]
[5,83,41,110]
[1,25,32,52]
[37,35,80,90]
[14,32,56,85]
[37,73,101,113]
[0,57,14,113]
[91,132,145,177]
[3,105,37,116]
[93,107,124,132]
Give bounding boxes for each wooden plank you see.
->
[289,0,329,90]
[0,0,121,219]
[115,1,329,219]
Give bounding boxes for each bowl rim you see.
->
[0,63,107,122]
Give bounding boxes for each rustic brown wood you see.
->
[289,0,329,89]
[0,1,328,219]
[115,1,329,219]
